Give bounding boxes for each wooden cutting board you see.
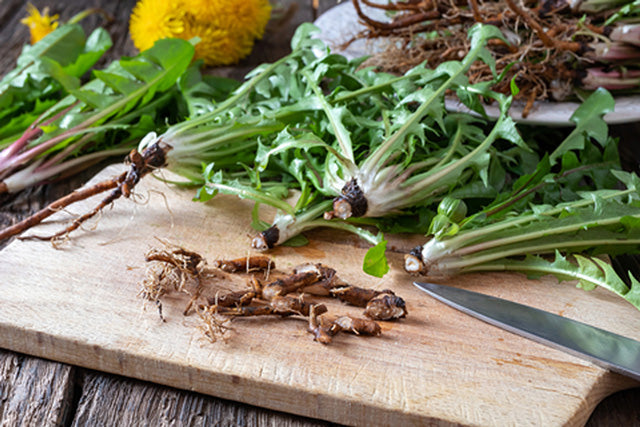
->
[1,165,639,426]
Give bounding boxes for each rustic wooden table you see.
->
[0,1,638,425]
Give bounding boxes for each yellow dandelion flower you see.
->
[215,0,272,39]
[20,3,59,45]
[184,22,253,66]
[186,0,271,38]
[129,0,271,66]
[129,0,188,52]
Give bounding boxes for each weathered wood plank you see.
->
[72,370,327,427]
[0,0,137,72]
[0,350,75,426]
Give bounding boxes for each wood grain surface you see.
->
[1,164,639,426]
[1,0,639,426]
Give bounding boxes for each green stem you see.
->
[457,258,624,297]
[445,188,637,254]
[304,219,382,246]
[433,121,465,169]
[384,106,508,207]
[205,181,296,215]
[169,123,284,158]
[333,73,422,104]
[456,212,640,257]
[440,237,640,272]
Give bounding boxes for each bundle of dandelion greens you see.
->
[0,0,274,198]
[404,140,640,309]
[201,23,640,294]
[0,23,330,241]
[0,22,113,192]
[0,30,197,196]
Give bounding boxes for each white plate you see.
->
[314,2,640,125]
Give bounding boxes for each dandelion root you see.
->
[0,141,170,243]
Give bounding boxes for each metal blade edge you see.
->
[414,281,640,382]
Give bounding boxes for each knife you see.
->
[414,281,640,382]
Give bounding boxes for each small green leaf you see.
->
[17,24,86,68]
[509,75,520,96]
[290,23,323,51]
[94,70,144,94]
[549,88,615,164]
[363,240,390,277]
[468,24,507,49]
[63,27,113,77]
[621,215,640,231]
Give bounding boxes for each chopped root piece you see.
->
[309,311,381,344]
[138,242,208,317]
[293,262,334,277]
[146,247,205,277]
[294,264,408,321]
[330,286,388,307]
[332,316,381,336]
[138,263,174,305]
[269,295,316,316]
[212,255,275,273]
[261,271,321,301]
[364,294,408,320]
[143,244,205,294]
[294,263,346,296]
[308,304,333,344]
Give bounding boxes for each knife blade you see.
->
[414,281,640,382]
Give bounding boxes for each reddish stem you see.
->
[0,127,43,171]
[0,102,79,176]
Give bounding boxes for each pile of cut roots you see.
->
[138,241,408,344]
